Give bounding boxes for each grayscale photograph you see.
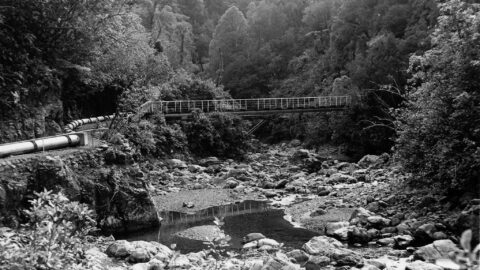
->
[0,0,479,269]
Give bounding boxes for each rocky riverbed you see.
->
[1,141,478,270]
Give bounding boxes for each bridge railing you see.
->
[141,96,351,115]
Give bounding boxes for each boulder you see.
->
[293,149,311,160]
[405,261,442,270]
[304,256,330,270]
[332,227,350,242]
[302,236,362,266]
[224,178,239,189]
[394,235,414,249]
[325,222,350,236]
[365,260,386,270]
[348,227,371,245]
[128,248,150,263]
[357,155,380,168]
[168,254,191,269]
[303,236,343,255]
[258,238,281,248]
[286,249,310,265]
[198,157,220,166]
[377,238,395,246]
[367,216,391,228]
[414,239,460,262]
[227,168,250,178]
[349,208,374,225]
[328,173,356,184]
[413,223,437,245]
[331,248,363,266]
[166,159,187,169]
[362,265,380,270]
[244,233,266,243]
[106,240,134,258]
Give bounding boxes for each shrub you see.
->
[184,111,252,158]
[0,190,96,270]
[121,113,188,158]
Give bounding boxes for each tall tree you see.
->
[152,5,194,70]
[208,6,248,84]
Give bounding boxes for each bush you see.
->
[122,113,188,158]
[184,111,252,158]
[0,190,96,270]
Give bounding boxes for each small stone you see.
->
[182,202,194,208]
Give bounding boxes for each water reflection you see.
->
[118,200,319,253]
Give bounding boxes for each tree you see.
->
[208,6,248,83]
[152,5,195,70]
[395,0,480,191]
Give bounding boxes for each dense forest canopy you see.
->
[0,0,478,190]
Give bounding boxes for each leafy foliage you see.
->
[184,111,252,158]
[122,113,188,157]
[395,0,480,189]
[0,190,96,270]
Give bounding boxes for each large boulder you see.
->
[302,236,363,266]
[414,239,460,262]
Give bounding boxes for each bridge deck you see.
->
[139,96,351,118]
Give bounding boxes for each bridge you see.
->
[1,95,351,158]
[138,96,351,119]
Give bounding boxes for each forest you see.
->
[1,0,478,190]
[0,0,479,269]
